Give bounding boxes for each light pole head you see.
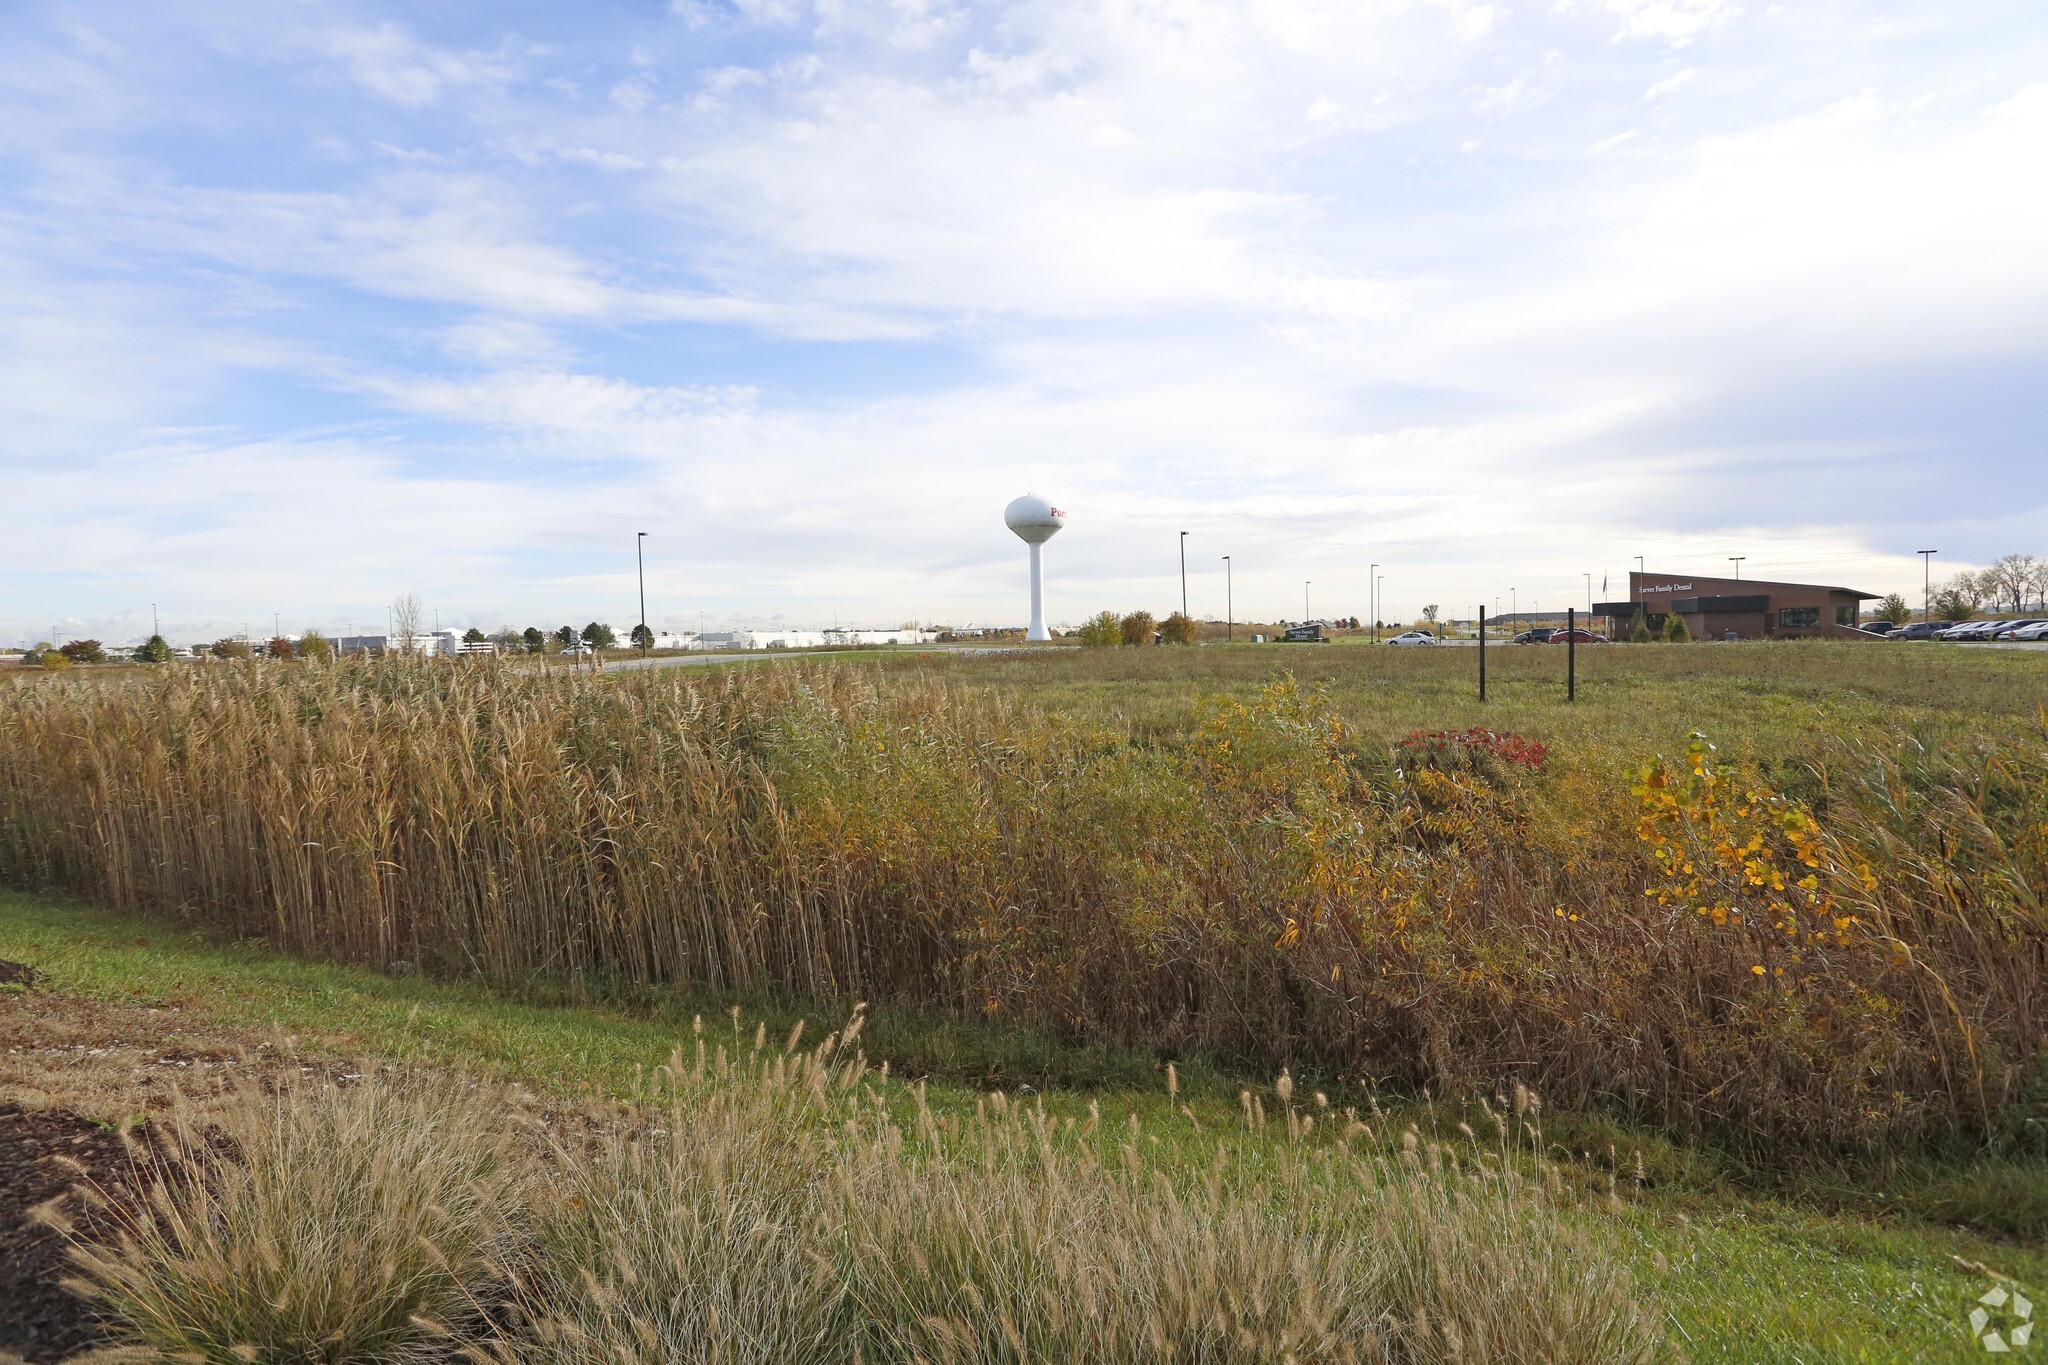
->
[1004,495,1066,545]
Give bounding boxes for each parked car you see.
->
[2010,620,2048,641]
[1893,622,1954,641]
[1547,629,1609,645]
[1386,630,1438,646]
[1990,620,2047,640]
[1943,619,2017,641]
[559,642,595,656]
[1509,628,1555,644]
[1860,621,1899,636]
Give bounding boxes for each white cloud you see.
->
[1643,67,1696,99]
[732,0,805,26]
[610,76,657,111]
[1587,0,1742,45]
[1478,77,1531,110]
[321,22,524,106]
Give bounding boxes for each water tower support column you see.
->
[1027,541,1048,641]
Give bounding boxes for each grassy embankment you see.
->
[3,888,2043,1362]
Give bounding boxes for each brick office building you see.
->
[1592,571,1878,641]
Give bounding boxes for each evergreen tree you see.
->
[1664,611,1692,643]
[1629,611,1653,643]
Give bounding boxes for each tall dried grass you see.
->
[2,656,2041,1147]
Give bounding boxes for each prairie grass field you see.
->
[5,642,2044,1148]
[1,641,2045,1360]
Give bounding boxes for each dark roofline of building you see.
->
[1634,571,1878,601]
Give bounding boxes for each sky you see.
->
[3,0,2045,644]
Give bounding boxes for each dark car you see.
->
[1547,629,1609,644]
[1509,628,1555,644]
[1893,621,1954,641]
[1860,621,1899,636]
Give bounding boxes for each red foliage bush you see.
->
[1397,726,1548,774]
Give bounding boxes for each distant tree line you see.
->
[1925,553,2047,621]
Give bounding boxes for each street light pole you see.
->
[1222,556,1232,642]
[637,532,649,657]
[1304,581,1311,623]
[1369,562,1378,643]
[1179,532,1188,621]
[1918,550,1938,621]
[1511,589,1517,624]
[1729,556,1745,581]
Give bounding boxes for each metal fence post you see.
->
[1478,606,1486,702]
[1567,607,1577,703]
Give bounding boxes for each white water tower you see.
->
[1004,494,1066,641]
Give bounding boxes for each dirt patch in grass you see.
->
[0,1105,136,1361]
[0,971,311,1362]
[0,961,45,989]
[1,986,265,1121]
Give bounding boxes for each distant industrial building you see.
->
[825,628,936,647]
[1593,571,1878,641]
[329,630,472,656]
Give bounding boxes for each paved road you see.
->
[602,652,764,672]
[602,646,1021,674]
[599,640,2045,671]
[1357,639,2048,651]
